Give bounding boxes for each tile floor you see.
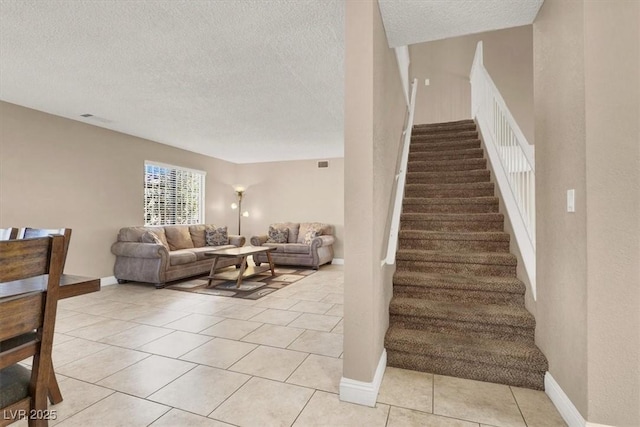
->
[16,265,566,426]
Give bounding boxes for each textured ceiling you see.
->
[0,0,344,164]
[378,0,544,47]
[0,1,542,164]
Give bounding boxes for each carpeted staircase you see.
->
[384,119,548,390]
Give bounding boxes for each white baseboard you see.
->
[545,372,585,427]
[332,258,344,265]
[339,349,386,407]
[100,276,118,286]
[545,372,614,427]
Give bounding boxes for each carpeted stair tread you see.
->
[400,212,505,232]
[389,297,535,328]
[410,139,481,152]
[385,326,548,381]
[398,230,511,252]
[413,120,476,134]
[386,326,546,366]
[407,158,487,172]
[413,119,475,129]
[405,182,494,191]
[401,212,503,222]
[396,249,517,266]
[403,196,498,206]
[408,148,484,161]
[393,271,525,294]
[406,170,490,184]
[405,182,495,199]
[412,130,479,142]
[399,230,509,242]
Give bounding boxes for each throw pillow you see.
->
[266,226,289,243]
[303,228,322,245]
[189,224,207,248]
[141,231,165,247]
[164,226,195,250]
[205,226,229,246]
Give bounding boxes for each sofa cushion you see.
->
[189,225,207,248]
[164,226,195,251]
[271,222,300,243]
[189,245,236,261]
[263,243,286,253]
[266,226,289,243]
[284,244,311,254]
[298,223,325,244]
[206,226,229,246]
[169,249,197,266]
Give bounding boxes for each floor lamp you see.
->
[231,187,249,235]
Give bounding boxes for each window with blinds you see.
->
[144,161,205,226]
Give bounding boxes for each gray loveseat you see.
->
[111,225,245,288]
[250,222,334,269]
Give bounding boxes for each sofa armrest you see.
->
[111,241,169,259]
[311,235,335,250]
[250,235,268,246]
[229,235,246,247]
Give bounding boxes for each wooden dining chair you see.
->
[0,228,18,240]
[0,235,65,427]
[14,229,71,405]
[17,229,72,272]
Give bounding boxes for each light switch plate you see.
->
[567,189,575,212]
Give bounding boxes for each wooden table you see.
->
[205,246,276,288]
[1,273,101,405]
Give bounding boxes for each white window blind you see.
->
[144,161,205,226]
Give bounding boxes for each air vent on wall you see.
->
[318,161,329,168]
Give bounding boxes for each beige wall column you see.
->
[584,1,640,424]
[343,0,377,386]
[342,0,405,404]
[535,0,640,424]
[534,0,589,416]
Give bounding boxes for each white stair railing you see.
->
[470,41,537,297]
[384,78,418,266]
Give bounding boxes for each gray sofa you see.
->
[250,222,334,269]
[111,225,245,288]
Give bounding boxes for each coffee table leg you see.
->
[206,257,220,287]
[236,255,248,288]
[265,251,276,276]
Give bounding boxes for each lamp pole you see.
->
[236,190,243,235]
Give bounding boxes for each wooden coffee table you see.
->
[205,246,276,288]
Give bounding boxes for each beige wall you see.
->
[534,0,589,416]
[410,25,534,144]
[0,101,345,279]
[535,0,640,425]
[236,158,344,258]
[584,1,640,424]
[0,101,238,278]
[372,0,407,374]
[343,0,405,383]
